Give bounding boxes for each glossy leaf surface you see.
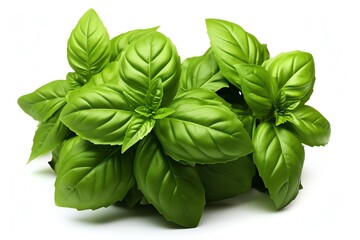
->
[253,122,304,209]
[66,72,87,87]
[122,115,155,153]
[134,135,205,227]
[155,97,253,164]
[119,31,180,107]
[263,51,315,103]
[145,78,163,110]
[110,27,159,61]
[206,19,269,87]
[197,156,255,202]
[152,108,175,120]
[67,9,110,79]
[18,80,71,122]
[289,105,331,146]
[60,84,134,145]
[55,136,134,210]
[235,64,278,118]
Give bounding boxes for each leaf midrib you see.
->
[163,116,237,139]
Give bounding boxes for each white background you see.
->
[1,0,359,239]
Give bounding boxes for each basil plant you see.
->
[205,19,331,209]
[18,9,330,228]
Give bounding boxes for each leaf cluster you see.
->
[18,9,330,227]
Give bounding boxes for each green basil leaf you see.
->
[55,136,134,210]
[177,88,233,110]
[197,156,255,202]
[18,80,71,122]
[110,27,159,61]
[206,19,269,88]
[154,97,254,165]
[235,64,278,118]
[85,60,121,87]
[262,44,270,61]
[152,107,175,120]
[275,113,293,126]
[262,51,315,103]
[134,134,205,227]
[180,88,256,138]
[273,90,300,125]
[67,9,110,79]
[135,106,152,117]
[122,115,155,153]
[29,110,71,161]
[178,49,228,94]
[66,72,87,87]
[253,122,304,209]
[145,78,163,110]
[119,31,180,107]
[179,88,252,130]
[275,90,301,112]
[60,84,134,145]
[288,105,331,146]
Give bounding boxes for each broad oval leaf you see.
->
[55,136,134,210]
[67,9,110,79]
[253,122,304,209]
[178,49,228,94]
[196,156,256,202]
[288,105,331,146]
[110,27,159,61]
[119,31,180,107]
[235,64,278,118]
[60,84,134,145]
[122,114,155,153]
[29,110,71,161]
[18,80,71,122]
[134,134,205,227]
[206,19,269,88]
[262,51,315,103]
[154,97,254,165]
